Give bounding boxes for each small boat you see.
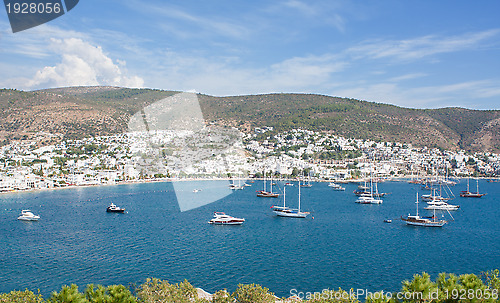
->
[17,210,40,221]
[460,178,486,198]
[208,212,245,225]
[106,203,125,213]
[193,189,202,193]
[384,219,392,223]
[329,183,345,191]
[401,193,447,227]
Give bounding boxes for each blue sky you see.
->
[1,0,500,109]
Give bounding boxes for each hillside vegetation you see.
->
[0,87,498,152]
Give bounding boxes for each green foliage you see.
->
[0,289,44,303]
[401,272,437,302]
[85,284,136,303]
[48,284,87,303]
[210,290,232,303]
[1,271,500,303]
[231,283,276,303]
[306,288,360,303]
[136,278,203,303]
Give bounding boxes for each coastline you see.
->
[1,175,497,196]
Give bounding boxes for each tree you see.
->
[400,273,437,303]
[48,284,87,303]
[436,273,460,303]
[85,284,137,303]
[306,288,360,303]
[231,284,276,303]
[211,290,232,303]
[136,278,205,303]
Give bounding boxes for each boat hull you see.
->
[17,216,39,221]
[106,208,125,213]
[401,217,446,227]
[273,209,309,218]
[208,220,244,225]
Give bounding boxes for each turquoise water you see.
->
[0,180,499,297]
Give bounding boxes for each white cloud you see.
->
[25,38,144,89]
[347,29,500,61]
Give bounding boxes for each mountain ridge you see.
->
[0,86,498,152]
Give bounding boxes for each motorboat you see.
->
[106,203,125,213]
[355,195,383,204]
[208,212,245,225]
[329,183,345,191]
[17,210,40,221]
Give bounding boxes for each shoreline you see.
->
[1,175,497,196]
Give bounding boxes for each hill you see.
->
[0,87,499,152]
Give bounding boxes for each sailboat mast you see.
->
[263,171,266,192]
[283,185,286,208]
[298,179,301,212]
[416,192,419,217]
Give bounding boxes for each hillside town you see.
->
[0,127,499,192]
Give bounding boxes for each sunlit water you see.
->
[1,180,499,297]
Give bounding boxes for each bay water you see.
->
[1,180,499,297]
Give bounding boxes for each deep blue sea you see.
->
[1,179,499,297]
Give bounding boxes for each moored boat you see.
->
[208,212,245,225]
[106,203,125,213]
[355,195,383,204]
[17,210,40,221]
[271,180,310,218]
[460,178,486,198]
[402,193,447,227]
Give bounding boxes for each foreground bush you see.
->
[136,278,206,303]
[0,270,499,303]
[0,289,44,303]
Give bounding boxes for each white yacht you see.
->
[355,195,383,204]
[208,212,245,225]
[424,200,459,211]
[17,210,40,221]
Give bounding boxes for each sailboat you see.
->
[421,187,450,202]
[257,173,279,198]
[355,177,383,204]
[229,175,244,190]
[460,178,486,198]
[299,172,312,188]
[271,180,310,218]
[401,193,447,227]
